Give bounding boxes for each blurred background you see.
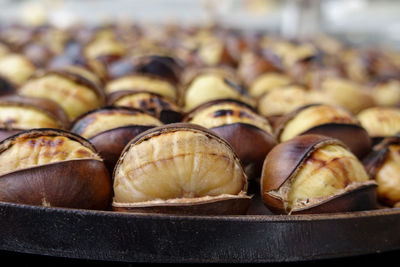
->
[0,0,399,49]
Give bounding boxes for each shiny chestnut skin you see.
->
[0,94,69,141]
[183,98,275,180]
[70,106,163,174]
[363,136,400,207]
[275,103,372,159]
[261,134,377,214]
[107,90,183,124]
[112,123,251,215]
[0,128,112,210]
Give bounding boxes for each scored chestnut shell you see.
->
[112,123,251,215]
[18,70,105,122]
[107,90,183,124]
[357,107,400,145]
[363,136,400,207]
[70,106,163,173]
[0,95,69,141]
[275,103,372,159]
[184,99,275,180]
[0,128,112,210]
[261,134,377,214]
[183,72,255,111]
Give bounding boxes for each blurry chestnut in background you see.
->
[261,134,377,214]
[18,70,105,122]
[0,53,36,87]
[248,72,292,99]
[0,128,112,210]
[0,95,69,141]
[108,90,182,124]
[357,107,400,145]
[184,99,275,180]
[363,136,400,207]
[183,72,254,111]
[70,106,162,173]
[275,103,372,159]
[112,123,251,215]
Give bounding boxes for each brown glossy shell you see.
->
[261,134,377,214]
[112,123,251,215]
[274,103,372,159]
[0,128,112,210]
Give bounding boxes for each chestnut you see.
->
[70,106,163,173]
[257,85,335,127]
[0,128,112,210]
[0,53,36,87]
[18,70,105,121]
[184,99,275,179]
[107,90,182,124]
[275,103,372,159]
[105,73,178,103]
[363,136,400,207]
[112,123,251,215]
[183,72,255,111]
[261,134,377,214]
[248,72,292,99]
[357,107,400,144]
[0,95,69,140]
[369,78,400,107]
[320,77,375,114]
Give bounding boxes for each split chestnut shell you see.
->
[0,129,112,210]
[112,123,251,215]
[261,134,377,214]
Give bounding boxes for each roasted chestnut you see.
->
[0,53,36,87]
[107,90,182,124]
[184,99,275,179]
[183,72,255,111]
[70,106,162,173]
[275,103,372,159]
[105,73,178,103]
[320,77,375,114]
[18,70,105,121]
[261,134,377,214]
[0,95,69,140]
[257,85,335,127]
[112,123,251,215]
[369,78,400,107]
[357,107,400,144]
[0,128,112,209]
[248,72,292,99]
[363,136,400,207]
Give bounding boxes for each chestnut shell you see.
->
[0,128,112,210]
[261,134,377,214]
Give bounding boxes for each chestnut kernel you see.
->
[112,123,251,215]
[261,134,377,214]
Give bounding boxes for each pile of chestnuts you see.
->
[0,20,399,216]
